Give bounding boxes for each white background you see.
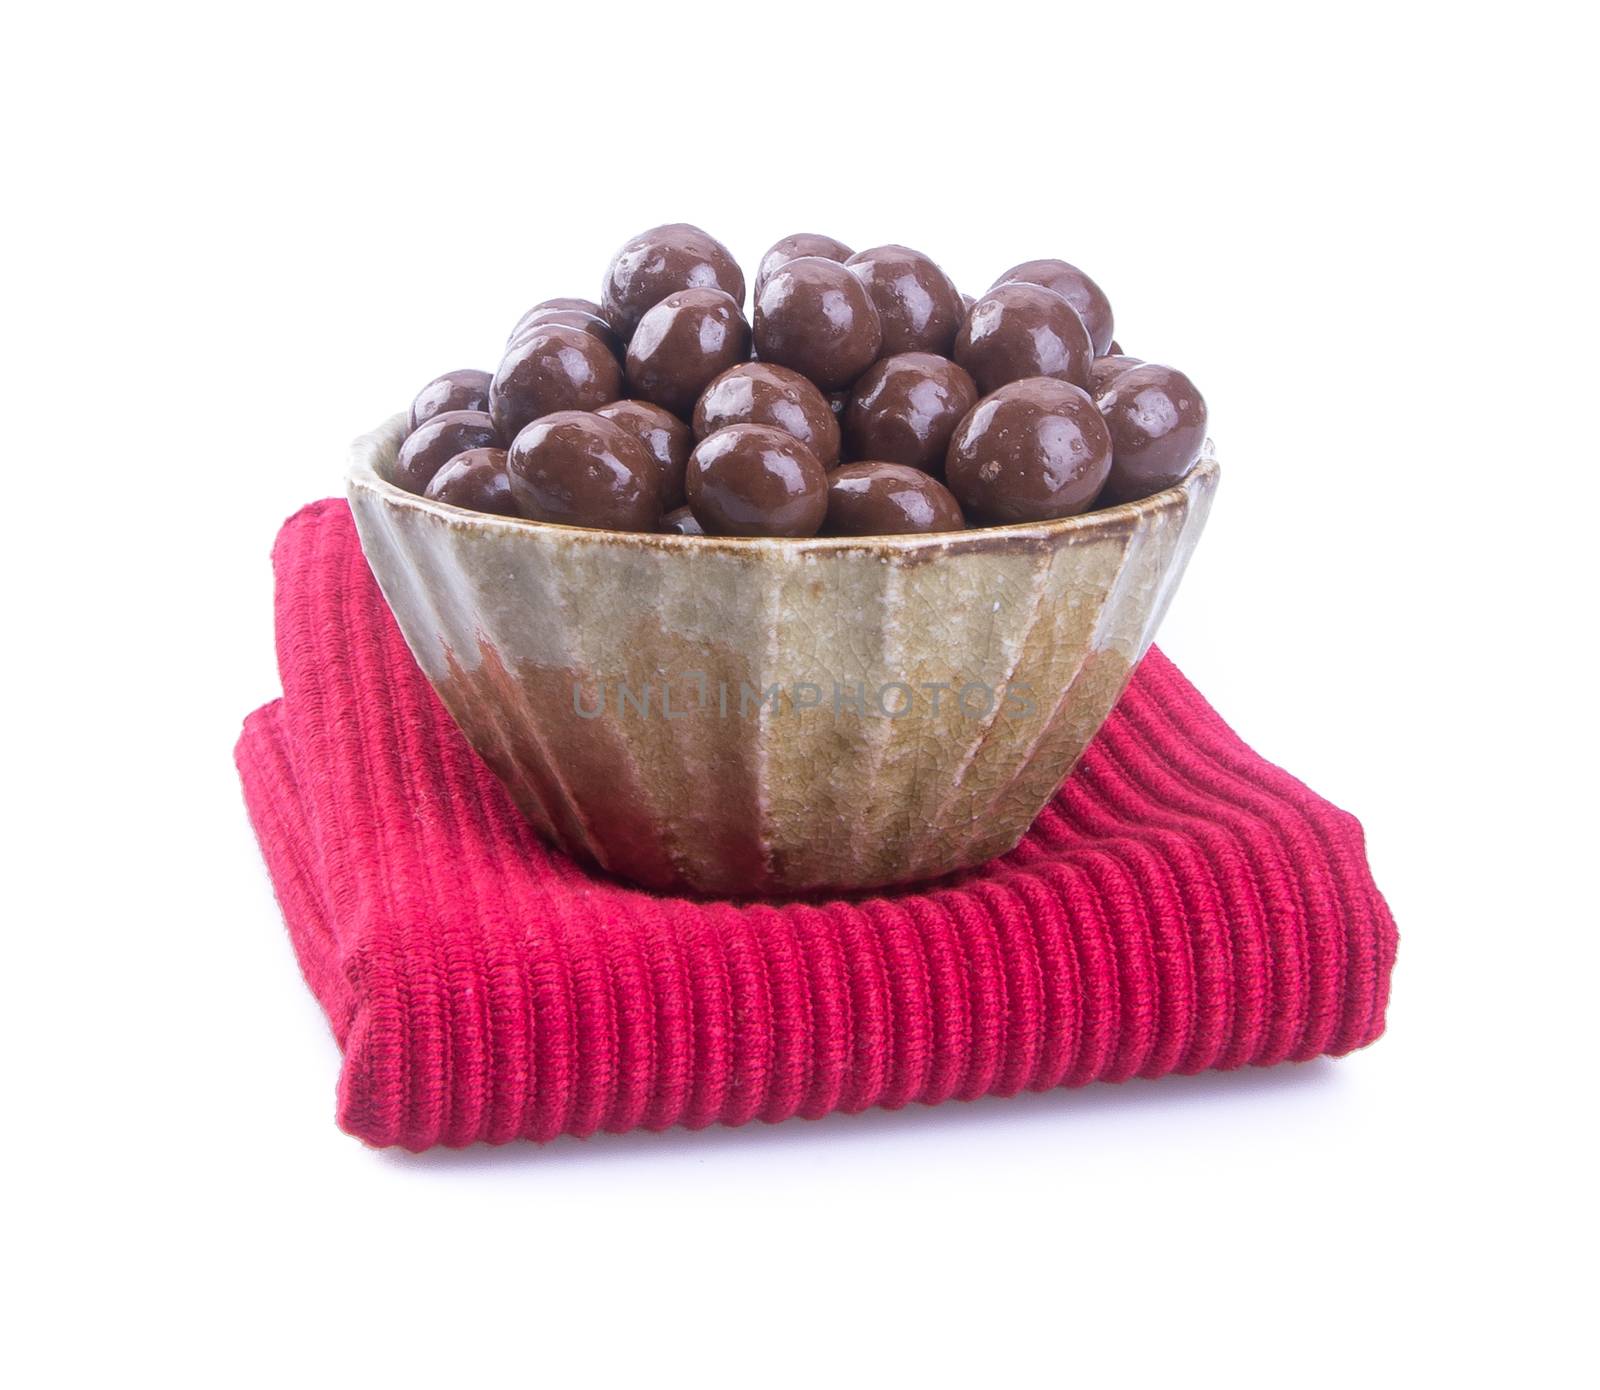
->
[5,3,1596,1385]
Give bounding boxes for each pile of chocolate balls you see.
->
[394,224,1207,537]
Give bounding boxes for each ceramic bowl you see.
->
[348,413,1218,896]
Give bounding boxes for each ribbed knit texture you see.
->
[236,499,1396,1149]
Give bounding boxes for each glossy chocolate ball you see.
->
[990,258,1115,356]
[394,410,500,495]
[508,305,622,358]
[1096,364,1208,502]
[660,505,705,536]
[692,361,841,468]
[686,425,828,537]
[755,232,854,297]
[624,288,751,417]
[596,399,693,510]
[825,463,966,536]
[753,256,883,391]
[600,223,745,341]
[423,447,520,516]
[507,410,662,532]
[945,378,1112,523]
[845,245,964,357]
[955,282,1093,395]
[844,352,977,474]
[409,369,492,431]
[489,324,622,441]
[1088,354,1145,399]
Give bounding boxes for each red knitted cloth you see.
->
[236,499,1396,1149]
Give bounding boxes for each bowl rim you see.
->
[349,410,1218,554]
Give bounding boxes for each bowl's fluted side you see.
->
[349,414,1217,895]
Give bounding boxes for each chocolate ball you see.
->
[825,462,966,536]
[845,245,964,357]
[489,324,622,441]
[508,305,622,359]
[596,399,693,510]
[507,410,662,532]
[844,353,978,474]
[1096,364,1208,503]
[409,369,492,432]
[423,447,520,517]
[990,259,1115,356]
[692,361,841,468]
[755,232,854,297]
[955,283,1093,395]
[1088,354,1146,399]
[753,256,883,391]
[394,409,500,495]
[600,223,745,341]
[660,505,705,536]
[624,288,751,417]
[945,378,1112,523]
[686,425,828,537]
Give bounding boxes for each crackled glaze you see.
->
[349,412,1218,896]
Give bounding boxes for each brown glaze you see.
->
[596,399,693,511]
[507,410,662,532]
[1096,363,1208,503]
[753,256,883,391]
[692,361,841,468]
[600,223,745,341]
[659,505,705,536]
[394,409,500,495]
[489,324,622,441]
[845,245,964,357]
[754,232,854,296]
[990,258,1115,356]
[844,352,978,474]
[825,462,966,535]
[945,378,1112,523]
[1088,354,1146,399]
[423,447,520,517]
[686,425,828,537]
[508,305,622,358]
[624,288,751,417]
[409,369,492,431]
[955,282,1093,395]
